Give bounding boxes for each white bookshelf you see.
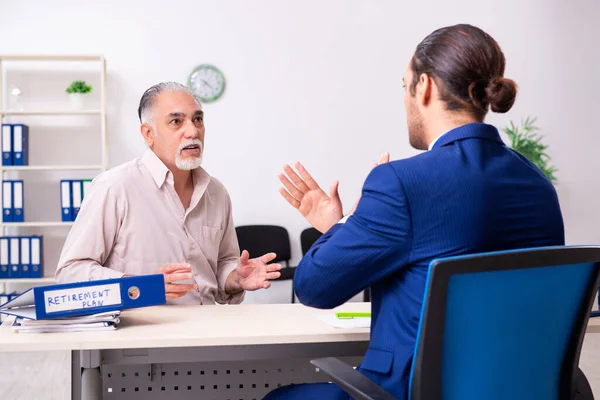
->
[0,110,102,115]
[0,54,107,293]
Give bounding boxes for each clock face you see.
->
[188,64,226,103]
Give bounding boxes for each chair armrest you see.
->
[310,357,397,400]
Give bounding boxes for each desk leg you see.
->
[73,350,102,400]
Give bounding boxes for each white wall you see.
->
[0,0,599,303]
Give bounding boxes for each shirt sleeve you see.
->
[55,178,125,282]
[215,192,244,304]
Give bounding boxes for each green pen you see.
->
[336,312,372,319]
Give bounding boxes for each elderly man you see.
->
[55,82,281,304]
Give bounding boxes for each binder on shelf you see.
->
[82,179,92,202]
[20,236,31,278]
[0,237,8,279]
[30,236,42,278]
[71,180,82,219]
[8,237,20,278]
[0,274,167,320]
[12,180,24,222]
[12,124,29,166]
[1,124,12,166]
[2,180,12,222]
[60,180,72,222]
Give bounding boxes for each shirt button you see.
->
[191,243,196,250]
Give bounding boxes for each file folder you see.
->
[60,180,72,222]
[0,237,8,278]
[20,237,31,278]
[0,274,166,320]
[30,236,42,278]
[1,124,12,166]
[12,180,24,222]
[71,180,82,220]
[12,124,28,166]
[8,237,20,278]
[82,179,92,202]
[2,181,12,222]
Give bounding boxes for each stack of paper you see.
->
[11,311,121,333]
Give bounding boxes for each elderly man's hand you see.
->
[156,263,198,300]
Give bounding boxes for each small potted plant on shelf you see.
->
[66,80,93,110]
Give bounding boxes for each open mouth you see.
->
[181,144,200,153]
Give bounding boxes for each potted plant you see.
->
[66,80,92,109]
[504,117,557,184]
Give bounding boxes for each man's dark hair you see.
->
[410,24,518,120]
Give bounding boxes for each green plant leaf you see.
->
[504,117,557,183]
[66,80,93,94]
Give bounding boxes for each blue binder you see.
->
[0,274,166,320]
[30,235,42,278]
[0,237,9,278]
[12,124,28,166]
[12,180,24,223]
[60,180,72,222]
[20,236,31,278]
[71,180,82,219]
[8,237,20,278]
[2,181,12,223]
[1,124,12,166]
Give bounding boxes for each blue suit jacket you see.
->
[293,123,565,399]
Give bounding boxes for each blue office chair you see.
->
[311,246,600,400]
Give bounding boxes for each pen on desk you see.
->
[336,312,372,319]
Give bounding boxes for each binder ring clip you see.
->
[128,286,140,300]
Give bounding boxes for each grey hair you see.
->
[137,81,199,126]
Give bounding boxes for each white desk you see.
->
[0,302,371,400]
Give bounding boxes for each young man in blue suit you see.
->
[266,24,564,399]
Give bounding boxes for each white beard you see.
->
[175,139,203,170]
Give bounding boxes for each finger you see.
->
[283,164,312,193]
[259,252,277,264]
[239,250,250,265]
[378,152,390,164]
[295,162,321,191]
[266,271,281,280]
[166,292,187,300]
[279,187,301,209]
[278,173,305,199]
[266,263,282,272]
[165,283,197,293]
[158,263,192,274]
[263,281,271,289]
[164,272,194,283]
[329,180,340,201]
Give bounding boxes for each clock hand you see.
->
[201,79,214,90]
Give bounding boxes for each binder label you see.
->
[44,283,122,313]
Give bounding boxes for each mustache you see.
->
[177,139,203,154]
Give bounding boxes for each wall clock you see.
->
[187,64,226,103]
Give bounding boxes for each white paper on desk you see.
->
[314,314,371,329]
[10,311,121,333]
[11,319,117,333]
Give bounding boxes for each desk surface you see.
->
[0,302,371,352]
[587,315,600,334]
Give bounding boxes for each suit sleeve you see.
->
[293,163,412,309]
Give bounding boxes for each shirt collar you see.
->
[141,150,210,189]
[428,123,503,150]
[142,150,170,188]
[428,132,446,150]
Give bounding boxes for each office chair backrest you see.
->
[235,225,291,265]
[300,227,322,255]
[409,246,600,400]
